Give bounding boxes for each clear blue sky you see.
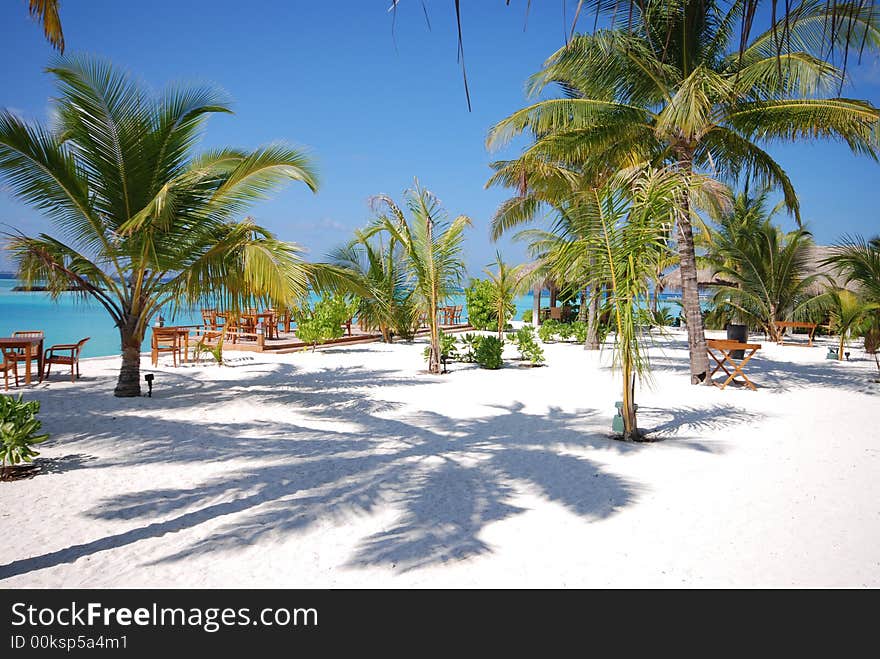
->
[1,0,878,275]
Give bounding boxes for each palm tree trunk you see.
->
[839,335,846,361]
[676,148,709,384]
[428,316,441,373]
[578,287,588,322]
[114,318,143,397]
[585,283,600,350]
[532,284,541,325]
[621,366,638,440]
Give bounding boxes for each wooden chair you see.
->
[2,346,20,390]
[151,328,182,367]
[452,305,463,324]
[43,337,90,383]
[549,306,563,321]
[201,309,218,331]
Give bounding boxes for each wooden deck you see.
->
[184,323,475,354]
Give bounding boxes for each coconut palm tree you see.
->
[823,288,880,360]
[1,56,321,396]
[484,252,528,339]
[329,229,415,343]
[826,235,880,368]
[487,0,880,385]
[588,166,684,440]
[487,157,608,349]
[708,221,821,339]
[369,181,471,374]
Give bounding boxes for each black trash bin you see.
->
[726,323,748,359]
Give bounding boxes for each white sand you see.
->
[1,328,878,588]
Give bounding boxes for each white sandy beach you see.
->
[0,328,878,588]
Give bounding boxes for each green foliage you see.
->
[0,56,322,396]
[458,333,483,363]
[464,279,496,331]
[370,181,471,374]
[649,307,676,327]
[537,319,561,342]
[294,295,357,351]
[510,326,546,365]
[0,395,49,469]
[570,321,588,343]
[423,330,459,362]
[520,309,534,323]
[330,230,414,344]
[474,335,504,370]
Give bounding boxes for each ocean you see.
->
[0,278,683,358]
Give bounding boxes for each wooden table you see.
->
[242,312,277,339]
[773,321,818,346]
[0,337,44,385]
[707,339,762,391]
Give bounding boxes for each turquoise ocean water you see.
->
[0,278,683,358]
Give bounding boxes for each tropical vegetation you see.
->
[0,57,324,396]
[369,181,471,374]
[486,0,880,385]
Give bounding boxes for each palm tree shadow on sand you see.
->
[1,362,756,579]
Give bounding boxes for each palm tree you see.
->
[824,288,880,360]
[589,167,683,440]
[1,57,320,396]
[708,221,821,339]
[826,235,880,368]
[487,157,607,349]
[27,0,64,51]
[369,181,471,374]
[329,229,414,343]
[487,0,880,385]
[484,252,528,339]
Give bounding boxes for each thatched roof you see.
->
[660,245,853,294]
[659,266,729,291]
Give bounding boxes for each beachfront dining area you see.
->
[1,330,90,389]
[149,303,471,366]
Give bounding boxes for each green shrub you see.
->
[537,319,561,342]
[464,279,495,331]
[556,322,573,341]
[520,309,534,323]
[294,295,358,351]
[0,395,49,472]
[423,330,459,362]
[570,321,588,343]
[511,326,545,365]
[458,333,482,362]
[474,335,504,369]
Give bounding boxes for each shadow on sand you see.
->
[0,350,779,580]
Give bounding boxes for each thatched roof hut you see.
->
[659,245,852,294]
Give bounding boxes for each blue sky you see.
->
[1,0,878,275]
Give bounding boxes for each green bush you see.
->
[474,335,504,369]
[510,326,545,365]
[464,279,495,331]
[294,295,358,351]
[0,395,49,472]
[520,309,534,323]
[570,321,588,343]
[458,333,482,362]
[537,319,561,342]
[423,330,459,362]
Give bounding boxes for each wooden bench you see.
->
[773,321,818,347]
[706,339,762,391]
